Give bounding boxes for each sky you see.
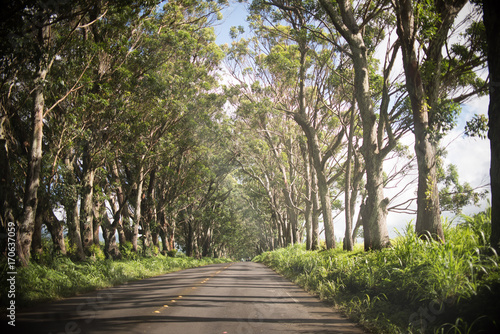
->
[214,1,491,239]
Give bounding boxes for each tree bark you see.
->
[344,105,355,251]
[100,196,121,259]
[300,139,313,250]
[484,0,500,251]
[64,153,86,260]
[110,159,129,246]
[168,216,176,251]
[32,207,44,257]
[158,212,169,253]
[185,219,193,257]
[131,163,145,252]
[45,212,66,256]
[310,155,320,250]
[92,199,101,247]
[350,152,364,243]
[17,21,51,266]
[80,144,95,253]
[141,168,156,254]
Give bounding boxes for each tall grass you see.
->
[1,254,231,308]
[254,208,499,333]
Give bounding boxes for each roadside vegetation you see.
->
[254,208,500,334]
[1,247,231,309]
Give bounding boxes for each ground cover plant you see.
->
[254,208,500,333]
[1,251,232,309]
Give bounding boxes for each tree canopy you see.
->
[0,0,495,266]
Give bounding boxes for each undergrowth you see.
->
[254,208,500,334]
[1,254,231,309]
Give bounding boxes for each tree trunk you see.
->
[141,168,156,255]
[101,198,120,259]
[0,115,16,255]
[344,105,355,251]
[131,163,144,252]
[157,210,167,253]
[294,113,335,249]
[394,0,467,242]
[102,223,120,259]
[316,165,335,248]
[294,33,335,249]
[93,200,101,247]
[352,200,365,242]
[484,0,500,251]
[414,128,442,240]
[17,21,51,266]
[32,207,44,258]
[110,159,128,246]
[39,195,66,256]
[185,220,193,257]
[350,152,364,244]
[318,0,390,251]
[310,158,320,250]
[152,231,159,250]
[80,145,95,253]
[168,214,176,251]
[300,139,313,250]
[397,18,443,240]
[45,212,66,256]
[363,156,390,250]
[62,152,85,260]
[351,38,390,251]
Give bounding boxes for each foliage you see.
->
[438,163,489,214]
[167,249,178,257]
[88,244,106,262]
[254,208,499,334]
[464,114,489,139]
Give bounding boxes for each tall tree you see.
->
[393,0,487,240]
[318,0,401,250]
[483,0,500,250]
[232,1,353,249]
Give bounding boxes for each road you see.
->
[14,262,367,333]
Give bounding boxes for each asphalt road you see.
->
[13,262,367,333]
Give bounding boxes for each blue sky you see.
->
[214,1,250,46]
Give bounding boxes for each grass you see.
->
[253,208,500,333]
[1,253,232,309]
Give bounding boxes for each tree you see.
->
[5,0,105,266]
[483,0,500,251]
[1,0,231,264]
[235,1,353,249]
[393,0,487,241]
[318,0,405,250]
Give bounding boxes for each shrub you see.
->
[167,249,178,257]
[88,244,106,261]
[119,241,138,260]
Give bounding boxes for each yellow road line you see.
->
[152,263,234,314]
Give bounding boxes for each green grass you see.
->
[1,254,232,309]
[254,209,500,333]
